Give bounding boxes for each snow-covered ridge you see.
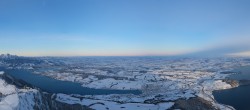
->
[0,77,39,110]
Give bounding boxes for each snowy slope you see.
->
[0,71,40,110]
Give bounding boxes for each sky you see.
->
[0,0,250,56]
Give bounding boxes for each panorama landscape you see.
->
[1,0,250,110]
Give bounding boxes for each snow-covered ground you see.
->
[0,72,40,110]
[56,93,174,110]
[1,56,250,110]
[29,57,250,110]
[81,77,142,90]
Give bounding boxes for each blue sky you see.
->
[1,0,250,56]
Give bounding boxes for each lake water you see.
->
[213,66,250,110]
[0,67,142,95]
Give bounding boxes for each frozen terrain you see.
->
[0,71,41,110]
[1,54,250,110]
[56,93,174,110]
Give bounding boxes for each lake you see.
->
[213,66,250,110]
[0,67,142,95]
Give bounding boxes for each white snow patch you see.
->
[0,79,16,95]
[56,93,174,110]
[0,78,40,110]
[0,94,19,110]
[82,78,142,90]
[0,71,4,75]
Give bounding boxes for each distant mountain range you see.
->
[0,54,18,59]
